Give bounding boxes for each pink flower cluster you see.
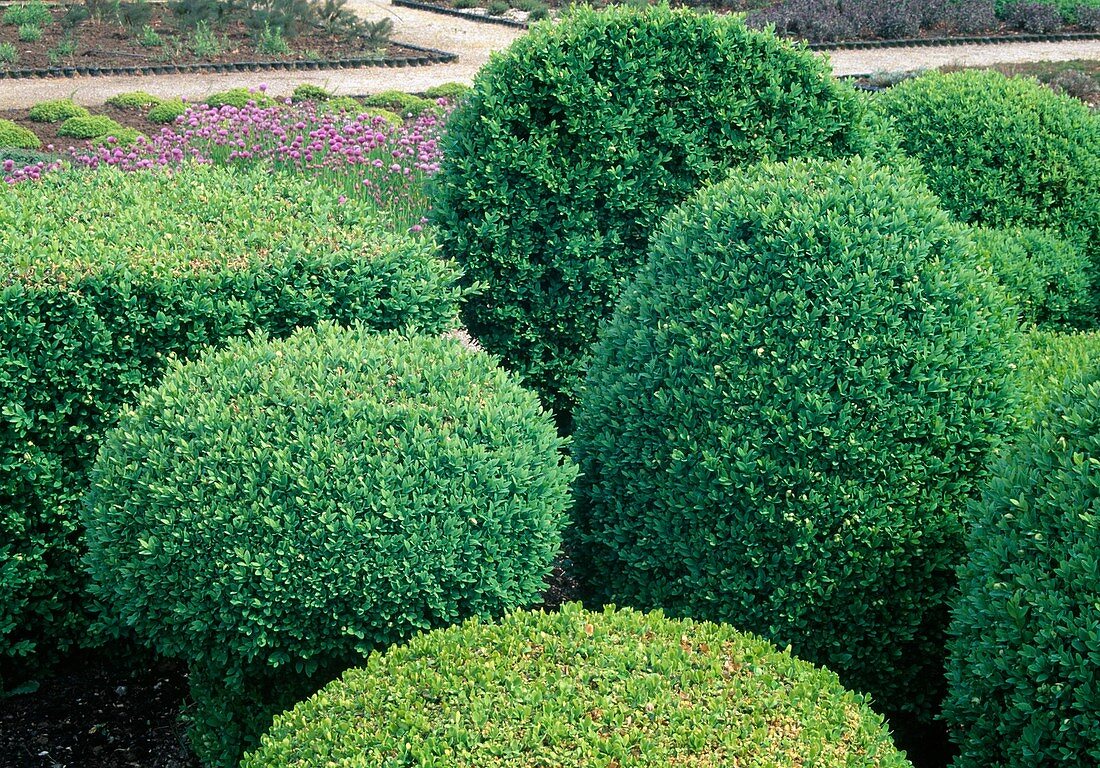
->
[4,95,453,227]
[3,157,64,183]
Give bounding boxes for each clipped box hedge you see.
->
[946,373,1100,767]
[84,324,575,766]
[243,604,913,768]
[572,156,1020,721]
[0,164,464,686]
[431,4,882,423]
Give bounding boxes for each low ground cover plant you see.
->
[243,604,913,768]
[875,70,1100,294]
[0,164,464,687]
[572,156,1020,722]
[946,374,1100,766]
[433,3,881,423]
[84,324,576,766]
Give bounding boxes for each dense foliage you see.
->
[84,324,575,766]
[431,3,879,420]
[1015,328,1100,424]
[0,164,464,686]
[243,604,912,768]
[28,99,90,123]
[572,157,1019,720]
[57,114,127,139]
[875,70,1100,287]
[946,374,1100,767]
[970,226,1092,329]
[0,118,41,149]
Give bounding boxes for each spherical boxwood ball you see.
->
[572,156,1020,720]
[431,3,880,421]
[874,70,1100,282]
[946,375,1100,768]
[243,604,913,768]
[84,323,576,763]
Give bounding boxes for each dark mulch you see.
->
[0,6,402,74]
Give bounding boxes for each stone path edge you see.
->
[0,41,458,80]
[390,0,1100,50]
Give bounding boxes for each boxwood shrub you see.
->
[203,88,275,109]
[572,156,1020,720]
[0,164,464,687]
[874,70,1100,288]
[28,99,90,123]
[1015,328,1100,424]
[430,4,881,422]
[84,324,575,767]
[242,603,912,768]
[104,91,163,109]
[970,226,1092,329]
[945,374,1100,767]
[0,118,41,149]
[57,114,127,139]
[146,99,187,125]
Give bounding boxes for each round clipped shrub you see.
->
[91,127,144,147]
[431,4,879,421]
[1015,328,1100,425]
[105,91,163,109]
[291,83,331,102]
[422,81,470,100]
[360,89,434,114]
[243,604,912,768]
[28,98,89,123]
[874,71,1100,283]
[0,164,464,688]
[146,98,186,124]
[316,95,363,115]
[572,156,1020,720]
[945,374,1100,767]
[970,226,1092,329]
[203,88,275,108]
[57,114,126,139]
[84,324,576,766]
[0,119,40,150]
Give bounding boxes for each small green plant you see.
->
[317,95,363,114]
[84,0,121,22]
[146,99,186,123]
[137,22,162,46]
[360,90,434,115]
[242,605,913,768]
[203,87,275,108]
[527,3,549,19]
[117,0,152,31]
[3,0,51,26]
[61,3,90,26]
[422,82,470,100]
[486,0,508,14]
[291,83,330,102]
[255,21,290,54]
[57,114,127,139]
[18,22,42,41]
[0,119,41,149]
[91,128,143,147]
[0,42,17,64]
[28,99,90,123]
[190,20,223,56]
[452,0,477,9]
[106,91,163,109]
[46,37,77,66]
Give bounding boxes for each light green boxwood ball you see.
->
[945,374,1100,767]
[0,118,41,149]
[28,98,90,123]
[84,323,576,766]
[57,114,126,139]
[430,3,882,423]
[243,603,913,768]
[874,70,1100,285]
[572,156,1020,721]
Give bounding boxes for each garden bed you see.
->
[0,0,455,78]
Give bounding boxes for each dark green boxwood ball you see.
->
[969,226,1092,330]
[431,3,881,422]
[572,156,1020,720]
[874,70,1100,285]
[83,323,576,765]
[945,374,1100,767]
[243,604,913,768]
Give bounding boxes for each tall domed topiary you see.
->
[243,604,913,768]
[874,70,1100,288]
[572,156,1020,720]
[83,324,576,767]
[945,374,1100,768]
[431,3,880,422]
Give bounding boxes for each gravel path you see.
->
[0,4,1096,108]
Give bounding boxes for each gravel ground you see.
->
[0,3,1097,108]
